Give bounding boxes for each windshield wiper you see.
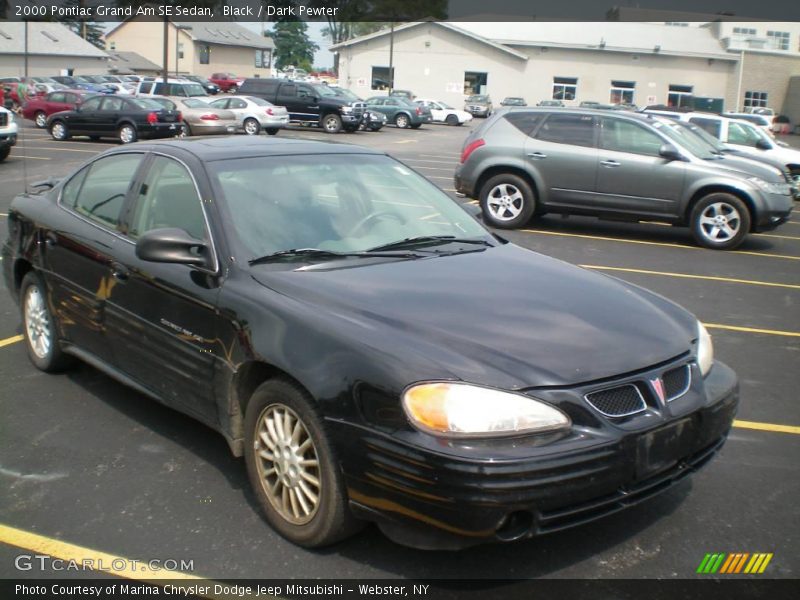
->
[249,248,421,266]
[367,236,493,252]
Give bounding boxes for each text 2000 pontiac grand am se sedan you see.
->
[2,137,738,549]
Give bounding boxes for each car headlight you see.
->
[697,321,714,377]
[340,106,353,114]
[402,382,570,437]
[747,177,791,195]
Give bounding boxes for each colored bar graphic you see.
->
[697,553,714,574]
[701,552,773,575]
[733,553,750,573]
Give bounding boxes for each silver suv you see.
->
[455,108,793,249]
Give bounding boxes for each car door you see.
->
[595,117,686,216]
[277,83,303,120]
[295,84,321,120]
[226,97,248,125]
[525,112,599,207]
[104,154,221,422]
[98,96,125,136]
[43,152,145,360]
[67,95,103,135]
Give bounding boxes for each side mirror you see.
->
[135,228,210,268]
[755,139,772,151]
[659,144,684,161]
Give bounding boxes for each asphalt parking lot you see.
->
[0,119,798,583]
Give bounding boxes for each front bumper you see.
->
[333,360,738,549]
[0,132,17,148]
[753,191,793,231]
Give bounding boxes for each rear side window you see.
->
[536,114,596,147]
[138,82,153,94]
[279,84,297,97]
[62,154,143,230]
[49,92,65,103]
[241,79,277,95]
[600,118,663,156]
[504,112,544,135]
[687,117,722,138]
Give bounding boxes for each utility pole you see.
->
[162,17,169,85]
[388,22,394,93]
[735,49,745,112]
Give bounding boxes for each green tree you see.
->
[267,21,319,72]
[60,0,105,49]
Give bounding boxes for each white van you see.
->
[136,79,208,99]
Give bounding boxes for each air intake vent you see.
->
[585,385,646,417]
[662,364,691,401]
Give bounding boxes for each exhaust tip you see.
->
[495,511,534,542]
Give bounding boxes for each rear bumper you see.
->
[140,123,180,139]
[189,122,237,135]
[258,115,289,128]
[333,361,738,549]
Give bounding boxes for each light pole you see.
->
[175,25,193,78]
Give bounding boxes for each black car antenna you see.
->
[21,18,30,195]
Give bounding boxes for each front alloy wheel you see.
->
[690,193,750,250]
[50,121,69,141]
[479,173,537,229]
[321,114,342,134]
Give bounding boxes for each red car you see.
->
[22,90,95,128]
[209,72,243,92]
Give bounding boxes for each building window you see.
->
[733,27,757,37]
[743,91,768,108]
[199,44,210,65]
[109,41,116,50]
[464,71,488,96]
[552,77,577,101]
[668,84,693,108]
[610,80,635,105]
[371,66,394,90]
[255,49,271,68]
[177,43,184,60]
[665,22,689,27]
[766,30,790,50]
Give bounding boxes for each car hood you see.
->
[713,154,786,182]
[251,244,696,389]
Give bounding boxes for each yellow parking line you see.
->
[21,146,99,153]
[0,522,202,581]
[733,420,800,435]
[580,265,800,290]
[755,232,800,241]
[520,229,800,260]
[0,335,24,348]
[703,323,800,338]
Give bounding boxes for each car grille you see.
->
[350,102,365,117]
[585,385,646,417]
[0,113,7,127]
[662,364,691,401]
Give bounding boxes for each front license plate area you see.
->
[636,418,694,479]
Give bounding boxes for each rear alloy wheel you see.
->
[690,193,750,250]
[244,379,362,547]
[34,111,47,128]
[394,113,410,129]
[244,118,261,135]
[321,114,342,134]
[118,124,137,144]
[20,272,71,372]
[50,121,69,141]
[179,122,191,138]
[445,114,459,126]
[480,173,537,229]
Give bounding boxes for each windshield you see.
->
[333,88,361,102]
[182,83,208,97]
[209,154,488,259]
[467,95,489,103]
[312,84,338,98]
[728,121,768,147]
[673,121,726,152]
[131,98,169,110]
[651,119,716,160]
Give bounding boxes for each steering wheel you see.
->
[345,211,406,237]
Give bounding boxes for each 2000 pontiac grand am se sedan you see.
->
[2,137,738,550]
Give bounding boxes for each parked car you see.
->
[148,96,237,137]
[208,95,289,135]
[183,75,220,95]
[722,112,774,136]
[455,108,793,249]
[328,87,386,131]
[501,97,527,107]
[642,109,800,189]
[3,136,738,550]
[239,78,365,133]
[47,95,181,143]
[22,90,96,128]
[415,99,472,126]
[464,94,493,118]
[136,79,209,99]
[537,100,564,107]
[209,72,244,93]
[0,106,17,161]
[388,89,416,100]
[364,96,432,129]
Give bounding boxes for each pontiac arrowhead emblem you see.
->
[650,377,666,404]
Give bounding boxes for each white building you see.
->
[331,21,800,116]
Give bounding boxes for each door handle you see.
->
[527,152,547,159]
[44,233,57,247]
[600,160,621,167]
[111,262,130,282]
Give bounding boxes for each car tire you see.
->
[20,272,72,372]
[266,128,279,136]
[479,173,537,229]
[179,123,191,138]
[368,125,383,132]
[410,123,422,129]
[49,120,69,141]
[321,114,342,134]
[244,118,261,136]
[0,147,9,162]
[395,113,410,129]
[34,111,47,128]
[118,124,137,144]
[244,378,362,548]
[690,193,751,250]
[445,114,459,126]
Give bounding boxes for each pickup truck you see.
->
[209,73,244,93]
[238,78,365,133]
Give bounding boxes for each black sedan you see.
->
[2,137,738,550]
[47,95,181,143]
[184,75,221,95]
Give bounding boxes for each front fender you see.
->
[681,175,764,216]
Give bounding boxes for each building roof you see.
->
[105,20,274,51]
[331,20,737,62]
[0,22,108,58]
[106,51,162,74]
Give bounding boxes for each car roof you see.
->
[501,107,659,122]
[114,136,386,162]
